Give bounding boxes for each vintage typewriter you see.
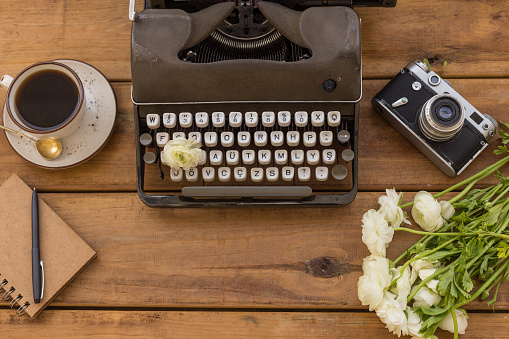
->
[130,0,396,207]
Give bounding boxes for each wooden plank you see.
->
[0,0,509,80]
[0,309,507,338]
[0,192,504,310]
[0,79,508,192]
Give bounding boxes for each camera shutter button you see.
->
[322,79,336,93]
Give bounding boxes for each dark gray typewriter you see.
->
[130,0,396,207]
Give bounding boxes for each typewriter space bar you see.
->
[182,186,312,198]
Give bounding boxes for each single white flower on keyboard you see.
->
[161,137,204,171]
[361,209,394,257]
[411,191,444,232]
[378,188,410,228]
[357,255,391,311]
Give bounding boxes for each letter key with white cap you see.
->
[138,106,357,203]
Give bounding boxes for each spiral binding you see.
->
[0,275,30,316]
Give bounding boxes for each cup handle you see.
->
[0,75,13,90]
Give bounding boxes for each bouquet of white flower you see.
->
[358,152,509,339]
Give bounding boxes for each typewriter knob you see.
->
[322,79,336,93]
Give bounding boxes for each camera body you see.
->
[372,61,497,176]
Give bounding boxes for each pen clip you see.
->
[40,261,44,300]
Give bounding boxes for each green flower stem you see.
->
[454,260,509,309]
[392,222,458,266]
[407,265,450,303]
[451,306,459,339]
[448,173,492,204]
[492,185,509,204]
[400,155,509,209]
[393,227,509,241]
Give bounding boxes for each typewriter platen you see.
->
[130,0,396,207]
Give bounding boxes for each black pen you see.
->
[32,188,44,304]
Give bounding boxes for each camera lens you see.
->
[437,104,454,121]
[419,94,465,142]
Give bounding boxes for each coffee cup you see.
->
[0,61,85,139]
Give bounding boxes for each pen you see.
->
[32,187,43,304]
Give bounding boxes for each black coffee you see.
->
[15,70,79,130]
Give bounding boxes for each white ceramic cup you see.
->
[1,61,85,139]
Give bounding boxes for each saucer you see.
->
[2,59,117,169]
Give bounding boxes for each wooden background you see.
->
[0,0,508,337]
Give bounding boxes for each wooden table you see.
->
[1,0,508,337]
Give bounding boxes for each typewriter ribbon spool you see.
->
[0,276,31,316]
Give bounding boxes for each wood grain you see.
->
[0,192,503,310]
[1,0,509,80]
[0,309,507,338]
[0,80,508,192]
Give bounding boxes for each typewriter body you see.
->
[130,0,396,207]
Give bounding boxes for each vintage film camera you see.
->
[372,61,497,177]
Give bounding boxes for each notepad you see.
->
[0,174,96,318]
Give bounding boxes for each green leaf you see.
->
[494,145,509,155]
[437,265,455,297]
[500,120,509,131]
[423,58,432,70]
[481,255,490,273]
[451,212,471,222]
[439,60,448,77]
[426,250,462,262]
[497,241,509,258]
[462,270,474,293]
[420,306,448,316]
[487,203,505,225]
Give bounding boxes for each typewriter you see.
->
[130,0,396,207]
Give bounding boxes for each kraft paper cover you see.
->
[0,174,96,318]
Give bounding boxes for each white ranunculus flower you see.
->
[361,209,394,257]
[410,258,439,271]
[417,268,437,282]
[412,286,442,308]
[406,307,424,338]
[411,191,445,232]
[376,291,408,337]
[426,279,439,293]
[439,200,455,220]
[358,255,392,311]
[438,309,468,334]
[390,266,416,309]
[161,137,205,171]
[378,189,410,228]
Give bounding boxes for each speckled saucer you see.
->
[2,59,116,169]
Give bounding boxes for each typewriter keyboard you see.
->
[137,106,356,198]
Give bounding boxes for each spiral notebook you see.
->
[0,174,96,318]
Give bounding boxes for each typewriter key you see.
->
[338,130,350,144]
[342,149,355,162]
[139,133,152,146]
[143,152,156,164]
[332,164,348,180]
